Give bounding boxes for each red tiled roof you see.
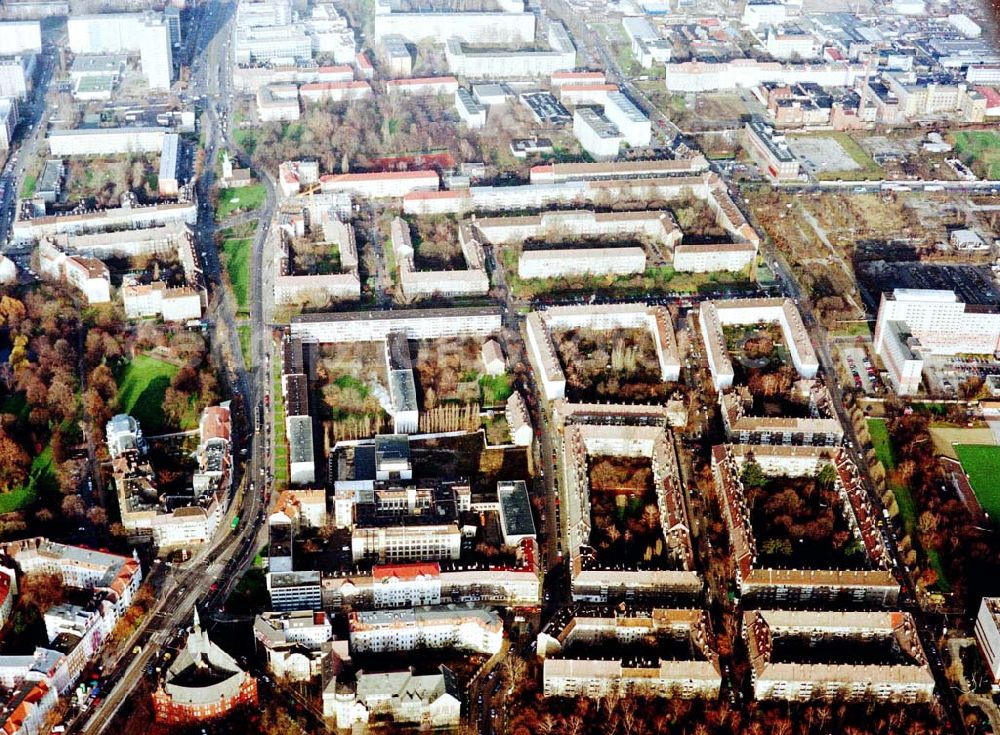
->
[386,76,458,87]
[403,189,467,200]
[373,562,441,581]
[320,170,437,183]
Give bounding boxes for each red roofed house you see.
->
[0,569,13,632]
[975,86,1000,116]
[0,680,57,735]
[372,562,442,608]
[402,188,470,215]
[356,51,374,79]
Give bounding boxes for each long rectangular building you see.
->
[290,307,502,344]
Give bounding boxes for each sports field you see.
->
[955,444,1000,521]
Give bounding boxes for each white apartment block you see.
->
[743,0,787,30]
[975,598,1000,686]
[0,97,17,151]
[874,289,1000,395]
[387,77,459,97]
[299,81,372,103]
[256,84,300,122]
[254,610,338,682]
[349,605,503,655]
[291,306,501,344]
[603,91,651,148]
[236,25,313,65]
[673,243,757,273]
[13,201,196,243]
[665,59,865,93]
[444,23,575,79]
[455,87,487,128]
[350,523,462,563]
[527,303,680,401]
[621,17,671,69]
[745,610,935,703]
[519,247,645,279]
[47,127,167,156]
[319,170,439,199]
[699,298,818,390]
[573,107,622,159]
[67,14,173,90]
[0,56,32,99]
[122,279,202,322]
[372,0,535,45]
[0,22,42,55]
[39,240,110,304]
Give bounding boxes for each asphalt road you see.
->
[69,1,277,731]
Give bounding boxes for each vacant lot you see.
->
[788,132,881,180]
[953,131,1000,179]
[117,354,180,433]
[216,183,267,221]
[956,444,1000,521]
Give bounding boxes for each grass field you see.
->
[20,174,36,198]
[272,359,288,490]
[956,444,1000,520]
[0,447,54,514]
[953,131,1000,180]
[216,183,266,221]
[117,354,180,433]
[220,234,252,314]
[238,324,252,368]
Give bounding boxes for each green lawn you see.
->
[868,419,896,469]
[956,444,1000,520]
[220,236,252,314]
[272,359,288,490]
[953,131,1000,180]
[20,175,36,198]
[0,447,54,514]
[116,355,180,433]
[480,374,513,406]
[237,324,252,369]
[216,183,267,221]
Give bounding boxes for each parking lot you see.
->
[788,136,860,175]
[841,345,876,393]
[859,262,1000,306]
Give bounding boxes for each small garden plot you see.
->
[668,198,728,243]
[405,216,465,271]
[289,234,341,275]
[552,327,673,403]
[742,463,870,571]
[316,343,390,430]
[63,156,160,209]
[723,323,802,397]
[413,337,486,406]
[588,456,674,569]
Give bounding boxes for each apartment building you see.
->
[742,117,801,180]
[603,91,651,147]
[874,289,1000,395]
[0,21,42,55]
[720,384,844,446]
[122,279,202,322]
[372,0,534,44]
[444,23,576,79]
[0,56,32,100]
[744,610,934,702]
[699,298,818,390]
[349,605,503,655]
[325,666,461,727]
[38,239,110,304]
[291,306,501,344]
[47,127,168,156]
[527,303,681,401]
[712,444,898,605]
[67,13,172,90]
[318,169,439,199]
[455,87,487,128]
[0,97,18,151]
[299,80,372,103]
[673,242,757,273]
[560,421,698,602]
[253,610,347,682]
[539,607,721,698]
[387,216,489,300]
[975,598,1000,686]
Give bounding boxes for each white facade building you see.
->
[603,91,651,148]
[975,598,1000,686]
[573,107,622,159]
[874,289,1000,395]
[67,14,173,90]
[47,127,167,156]
[0,97,17,151]
[349,605,503,655]
[0,22,42,55]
